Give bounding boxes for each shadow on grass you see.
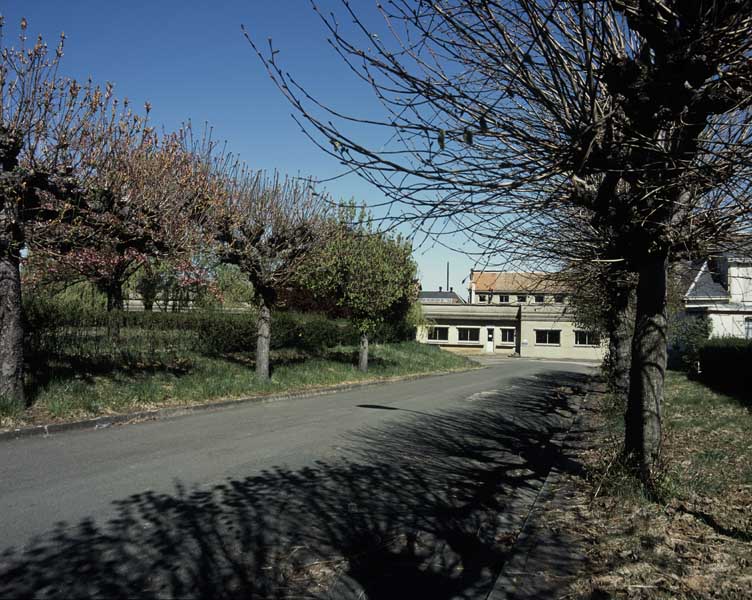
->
[694,377,751,410]
[1,371,590,600]
[24,354,196,405]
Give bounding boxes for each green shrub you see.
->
[698,337,752,393]
[667,313,712,371]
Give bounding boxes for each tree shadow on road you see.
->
[0,371,590,600]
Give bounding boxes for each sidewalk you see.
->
[487,380,600,599]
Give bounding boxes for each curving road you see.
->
[0,358,593,599]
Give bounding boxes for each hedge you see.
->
[698,337,752,394]
[23,296,414,361]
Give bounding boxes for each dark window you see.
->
[554,294,566,303]
[478,294,487,303]
[458,328,480,342]
[500,328,515,343]
[498,294,510,303]
[428,327,449,341]
[535,330,561,345]
[517,295,527,303]
[534,294,545,303]
[745,318,752,340]
[575,331,600,346]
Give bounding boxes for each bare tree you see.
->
[0,19,112,408]
[211,169,331,381]
[248,0,752,482]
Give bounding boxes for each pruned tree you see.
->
[0,19,112,408]
[38,123,217,312]
[211,169,330,380]
[302,203,417,372]
[248,0,752,483]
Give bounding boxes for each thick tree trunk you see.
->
[256,299,272,381]
[359,333,369,373]
[0,254,25,409]
[625,253,669,483]
[606,281,635,407]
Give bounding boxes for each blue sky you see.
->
[2,1,477,294]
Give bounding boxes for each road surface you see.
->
[0,359,593,599]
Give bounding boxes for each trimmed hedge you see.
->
[698,337,752,394]
[23,295,414,361]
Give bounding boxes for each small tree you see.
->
[211,169,330,380]
[303,204,417,372]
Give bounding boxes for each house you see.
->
[418,287,465,304]
[684,253,752,339]
[416,270,606,361]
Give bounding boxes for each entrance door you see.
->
[485,328,495,353]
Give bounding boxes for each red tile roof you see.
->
[470,271,570,294]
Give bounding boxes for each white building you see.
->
[416,271,606,361]
[684,254,752,339]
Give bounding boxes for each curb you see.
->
[486,379,594,599]
[0,366,483,444]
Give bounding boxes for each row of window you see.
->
[427,326,600,346]
[476,294,566,304]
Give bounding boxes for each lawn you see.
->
[1,342,475,430]
[548,371,752,598]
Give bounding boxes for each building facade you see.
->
[684,254,752,339]
[416,271,606,361]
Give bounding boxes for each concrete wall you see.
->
[708,312,751,338]
[519,317,606,361]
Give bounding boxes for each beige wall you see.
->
[518,318,606,361]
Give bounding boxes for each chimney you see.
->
[450,287,454,292]
[439,286,443,292]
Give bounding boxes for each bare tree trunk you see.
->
[606,281,635,407]
[105,280,125,339]
[0,253,25,409]
[256,298,272,381]
[106,282,124,312]
[625,253,669,483]
[359,333,369,373]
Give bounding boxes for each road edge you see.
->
[486,377,595,599]
[0,366,484,443]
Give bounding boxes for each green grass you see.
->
[661,371,752,498]
[1,342,474,427]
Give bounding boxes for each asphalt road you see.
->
[0,359,593,599]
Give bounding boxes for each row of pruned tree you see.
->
[247,0,752,485]
[0,19,417,410]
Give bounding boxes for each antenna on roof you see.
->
[446,262,450,291]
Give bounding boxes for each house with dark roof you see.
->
[416,270,605,361]
[684,253,752,339]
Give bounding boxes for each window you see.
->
[746,318,752,340]
[517,295,527,303]
[534,294,545,303]
[535,329,561,345]
[500,328,516,344]
[575,330,600,346]
[478,294,488,303]
[428,326,449,341]
[498,295,510,303]
[458,327,480,343]
[554,294,566,303]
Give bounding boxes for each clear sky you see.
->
[1,0,479,296]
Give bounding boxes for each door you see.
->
[485,328,494,353]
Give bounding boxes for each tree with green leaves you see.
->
[211,169,330,381]
[303,205,417,372]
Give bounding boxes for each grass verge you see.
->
[1,342,475,431]
[545,371,751,598]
